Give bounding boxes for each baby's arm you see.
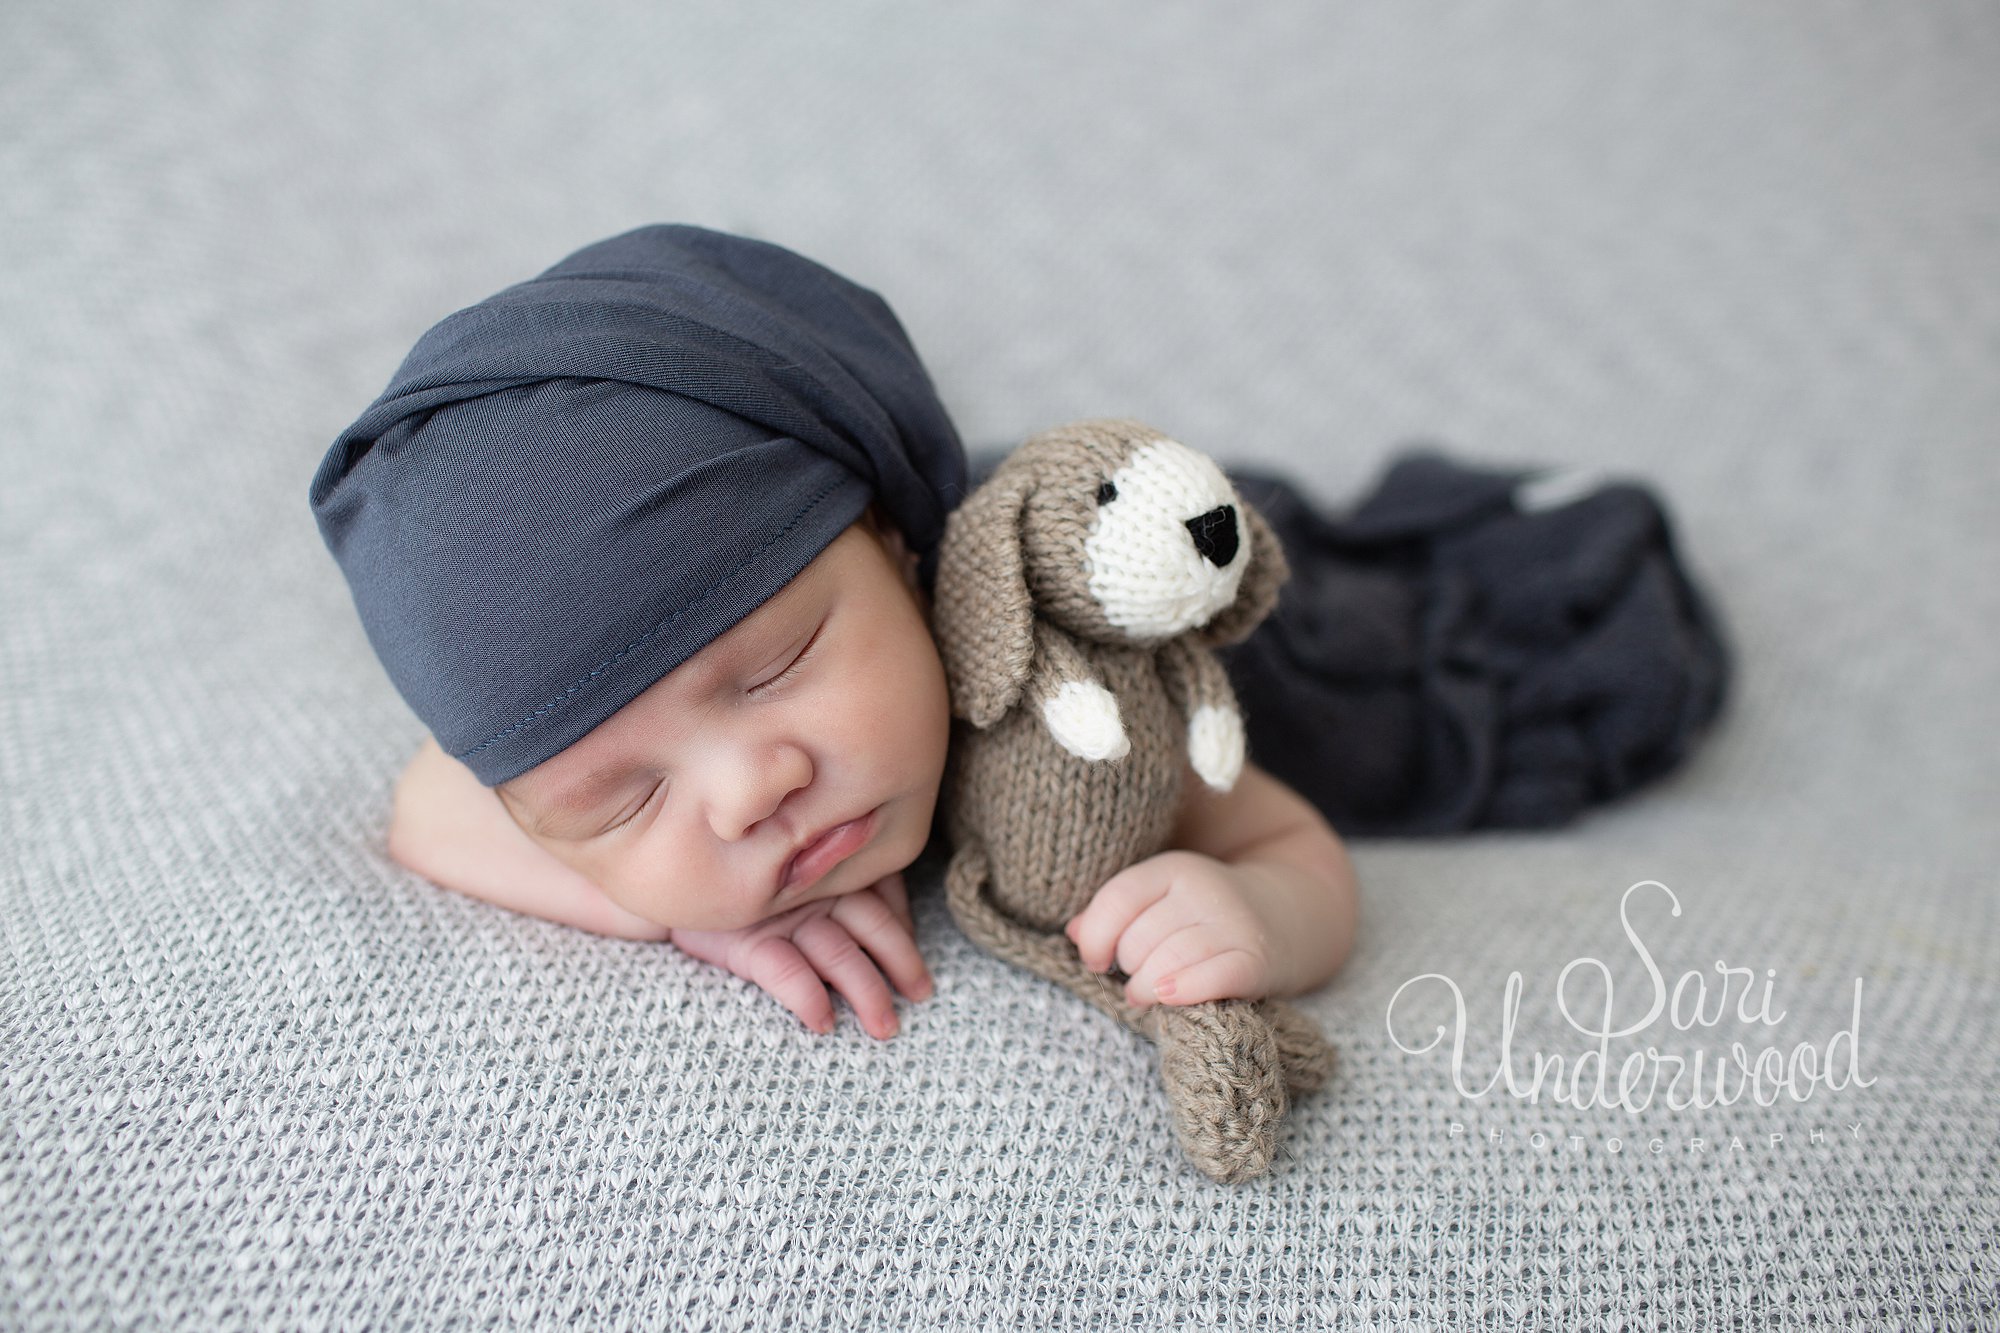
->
[1065,759,1359,1006]
[389,738,673,940]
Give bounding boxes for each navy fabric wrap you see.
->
[311,225,968,786]
[1219,454,1732,834]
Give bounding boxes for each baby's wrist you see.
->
[1228,860,1331,998]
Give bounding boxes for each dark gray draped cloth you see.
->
[1222,454,1731,834]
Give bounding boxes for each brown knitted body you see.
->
[932,419,1338,1184]
[945,644,1182,931]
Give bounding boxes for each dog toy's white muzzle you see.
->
[1085,438,1251,639]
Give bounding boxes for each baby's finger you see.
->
[793,914,901,1040]
[1065,864,1171,973]
[831,889,933,1002]
[1120,920,1208,1000]
[733,934,837,1035]
[1130,944,1263,1007]
[872,870,915,937]
[1106,894,1204,982]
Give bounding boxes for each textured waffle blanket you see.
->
[4,2,1996,1329]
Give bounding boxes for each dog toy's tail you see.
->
[945,837,1336,1182]
[945,835,1135,1024]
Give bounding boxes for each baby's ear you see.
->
[863,503,922,592]
[1197,495,1289,648]
[930,466,1036,727]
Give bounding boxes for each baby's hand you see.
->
[1064,851,1276,1007]
[669,872,933,1040]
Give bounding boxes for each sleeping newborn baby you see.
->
[310,225,1359,1041]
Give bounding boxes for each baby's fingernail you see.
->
[876,1016,899,1040]
[913,976,935,1001]
[811,1017,835,1035]
[1156,975,1177,1000]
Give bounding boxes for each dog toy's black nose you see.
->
[1185,504,1239,567]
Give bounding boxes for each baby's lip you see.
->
[776,807,880,899]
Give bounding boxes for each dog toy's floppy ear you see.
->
[932,464,1037,727]
[1196,496,1289,648]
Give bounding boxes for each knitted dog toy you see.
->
[933,418,1338,1183]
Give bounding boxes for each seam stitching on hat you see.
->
[455,478,850,764]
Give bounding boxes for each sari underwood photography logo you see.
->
[1386,881,1876,1153]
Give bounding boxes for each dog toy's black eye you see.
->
[1096,480,1118,506]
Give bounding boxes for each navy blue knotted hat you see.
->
[310,225,968,785]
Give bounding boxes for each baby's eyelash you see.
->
[751,623,823,695]
[598,782,663,837]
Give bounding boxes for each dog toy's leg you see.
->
[1146,1001,1290,1183]
[1028,620,1131,763]
[1154,638,1245,792]
[1257,998,1338,1096]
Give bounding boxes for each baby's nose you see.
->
[708,742,813,842]
[1185,504,1239,567]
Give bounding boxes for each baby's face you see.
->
[496,513,949,932]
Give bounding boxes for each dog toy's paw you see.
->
[1187,703,1244,791]
[1259,999,1338,1097]
[1153,1001,1288,1184]
[1042,680,1131,762]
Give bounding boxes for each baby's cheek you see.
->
[594,873,670,927]
[583,849,697,929]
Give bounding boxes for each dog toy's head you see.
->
[933,419,1287,726]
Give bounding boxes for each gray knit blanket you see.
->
[4,2,1996,1327]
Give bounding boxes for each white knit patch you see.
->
[1085,438,1250,640]
[1187,702,1244,792]
[1041,680,1131,761]
[1514,466,1604,513]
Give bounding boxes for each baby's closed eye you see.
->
[749,620,825,697]
[595,781,666,837]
